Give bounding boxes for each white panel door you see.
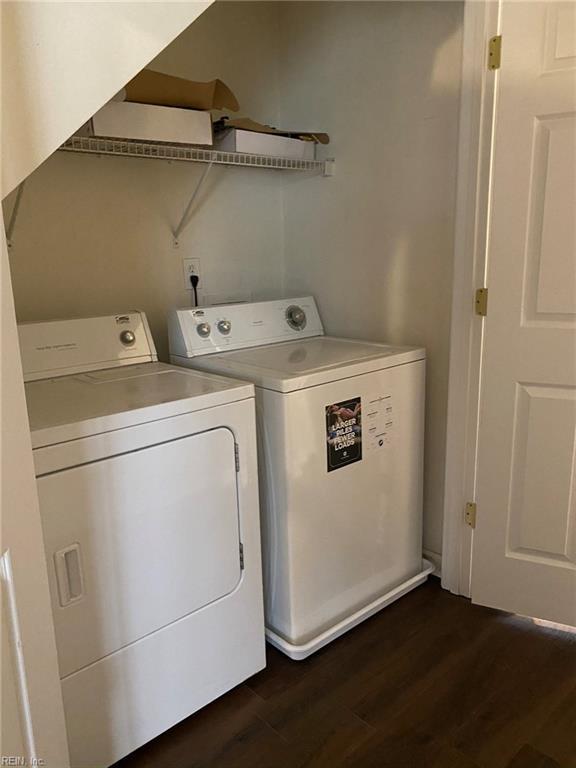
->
[472,1,576,625]
[38,427,241,678]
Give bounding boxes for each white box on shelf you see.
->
[215,129,315,160]
[81,102,213,146]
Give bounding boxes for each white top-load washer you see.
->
[19,311,265,768]
[168,297,433,660]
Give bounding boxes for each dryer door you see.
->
[38,427,241,678]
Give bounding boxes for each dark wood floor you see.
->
[115,579,576,768]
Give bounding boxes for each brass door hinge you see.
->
[465,502,477,529]
[488,35,502,70]
[475,287,488,316]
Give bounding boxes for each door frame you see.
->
[441,0,501,596]
[1,217,70,765]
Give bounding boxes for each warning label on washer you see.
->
[365,395,393,454]
[325,397,362,472]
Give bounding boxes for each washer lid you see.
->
[186,337,426,393]
[26,362,253,448]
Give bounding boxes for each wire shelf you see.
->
[59,135,332,174]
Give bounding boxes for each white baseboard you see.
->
[423,548,442,579]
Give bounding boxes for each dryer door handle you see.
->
[54,543,85,606]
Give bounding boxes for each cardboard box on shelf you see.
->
[79,101,213,146]
[215,128,316,160]
[214,118,329,160]
[123,70,240,112]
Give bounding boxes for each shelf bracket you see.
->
[5,181,26,248]
[173,161,214,245]
[323,158,335,177]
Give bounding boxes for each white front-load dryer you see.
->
[19,312,265,767]
[168,297,433,660]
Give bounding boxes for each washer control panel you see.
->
[169,297,324,358]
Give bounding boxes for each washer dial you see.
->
[285,305,307,331]
[119,330,136,346]
[217,319,232,335]
[196,322,211,338]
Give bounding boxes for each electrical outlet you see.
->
[183,258,201,290]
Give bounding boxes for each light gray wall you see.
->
[278,2,463,557]
[7,1,463,559]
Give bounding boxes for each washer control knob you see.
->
[196,322,211,338]
[286,305,307,331]
[217,319,232,335]
[119,330,136,346]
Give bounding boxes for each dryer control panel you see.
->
[19,311,157,381]
[168,297,324,358]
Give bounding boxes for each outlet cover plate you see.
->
[183,258,201,290]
